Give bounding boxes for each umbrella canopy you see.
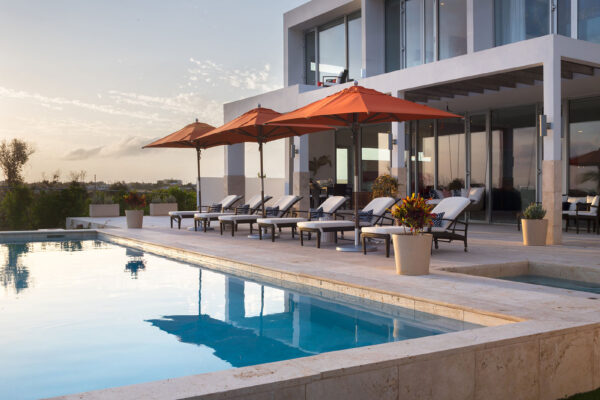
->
[268,84,461,249]
[143,120,215,210]
[570,148,600,166]
[195,107,331,217]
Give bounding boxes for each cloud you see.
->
[63,146,103,161]
[62,136,155,161]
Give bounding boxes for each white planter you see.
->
[125,210,144,229]
[149,203,178,216]
[521,219,548,246]
[89,204,119,218]
[392,233,433,275]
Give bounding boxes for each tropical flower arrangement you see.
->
[390,193,435,235]
[123,192,147,210]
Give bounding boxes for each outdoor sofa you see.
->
[169,194,242,229]
[563,195,599,234]
[193,194,272,232]
[218,195,302,237]
[256,195,347,242]
[361,196,471,257]
[296,196,396,248]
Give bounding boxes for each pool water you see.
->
[0,240,480,400]
[502,274,600,294]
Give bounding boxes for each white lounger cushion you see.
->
[297,220,373,231]
[430,197,470,229]
[298,197,395,230]
[194,212,233,219]
[219,214,259,222]
[363,197,396,221]
[318,196,347,214]
[362,225,446,235]
[220,195,241,209]
[270,195,301,216]
[169,211,196,217]
[257,217,307,226]
[245,194,264,210]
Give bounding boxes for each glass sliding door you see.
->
[347,13,362,81]
[578,0,600,43]
[416,120,435,195]
[424,0,435,63]
[438,0,467,59]
[569,97,600,195]
[318,19,346,83]
[361,124,392,191]
[405,0,423,67]
[335,129,354,195]
[491,105,537,223]
[469,115,489,221]
[437,118,466,192]
[494,0,550,46]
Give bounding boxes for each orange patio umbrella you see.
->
[194,106,331,217]
[268,83,461,251]
[143,119,216,210]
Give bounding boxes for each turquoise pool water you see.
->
[0,239,480,400]
[502,274,600,294]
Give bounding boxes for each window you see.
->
[361,124,391,191]
[569,97,600,195]
[578,0,600,43]
[557,0,571,37]
[494,0,550,46]
[439,0,467,59]
[437,118,466,189]
[405,0,423,68]
[304,12,362,85]
[385,0,401,72]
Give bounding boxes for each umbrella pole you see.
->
[259,140,266,218]
[196,148,202,210]
[352,114,360,247]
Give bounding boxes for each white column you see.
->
[293,135,310,211]
[224,144,245,199]
[542,47,562,245]
[391,91,408,196]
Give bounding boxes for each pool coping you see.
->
[4,230,599,400]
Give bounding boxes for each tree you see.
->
[0,139,34,186]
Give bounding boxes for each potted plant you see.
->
[149,194,178,216]
[521,203,547,246]
[371,174,398,199]
[390,194,435,275]
[123,191,146,229]
[89,192,119,217]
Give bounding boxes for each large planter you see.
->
[392,233,433,275]
[89,204,119,218]
[125,210,144,229]
[521,219,548,246]
[149,203,178,216]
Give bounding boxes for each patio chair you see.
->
[218,195,303,237]
[193,194,272,232]
[361,197,471,257]
[322,69,349,87]
[169,194,242,229]
[564,195,599,234]
[256,195,347,242]
[297,197,396,248]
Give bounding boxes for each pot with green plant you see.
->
[89,192,119,218]
[390,194,435,275]
[149,194,178,216]
[124,192,146,228]
[521,203,547,246]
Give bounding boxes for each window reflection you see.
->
[578,0,600,43]
[437,118,466,190]
[318,19,346,84]
[385,0,401,72]
[569,97,600,195]
[361,124,391,191]
[494,0,550,46]
[416,120,435,194]
[406,0,423,67]
[348,13,362,81]
[305,31,316,85]
[557,0,571,37]
[439,0,467,59]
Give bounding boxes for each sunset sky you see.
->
[0,0,305,183]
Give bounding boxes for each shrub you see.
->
[90,191,114,204]
[166,186,196,211]
[522,203,546,220]
[32,182,88,228]
[0,185,34,230]
[371,175,398,199]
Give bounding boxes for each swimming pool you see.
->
[502,274,600,295]
[0,239,481,399]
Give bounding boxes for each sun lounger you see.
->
[361,196,471,257]
[256,195,347,242]
[193,194,272,232]
[218,195,302,237]
[169,194,242,229]
[297,197,396,248]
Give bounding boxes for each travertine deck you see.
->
[54,216,600,399]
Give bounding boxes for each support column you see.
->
[293,135,310,211]
[542,49,563,245]
[392,91,407,197]
[224,143,245,200]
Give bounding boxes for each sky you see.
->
[0,0,306,183]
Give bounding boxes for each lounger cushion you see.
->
[567,197,587,211]
[219,214,259,222]
[318,196,347,214]
[362,226,410,235]
[362,197,396,224]
[194,212,233,219]
[297,220,370,230]
[430,197,470,229]
[426,199,442,205]
[169,211,197,217]
[257,217,307,226]
[269,195,301,217]
[220,195,240,209]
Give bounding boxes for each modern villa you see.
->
[194,0,600,245]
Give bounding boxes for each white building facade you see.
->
[207,0,600,244]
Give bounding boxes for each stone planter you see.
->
[89,204,119,218]
[125,210,144,229]
[392,233,433,275]
[521,219,548,246]
[149,203,178,216]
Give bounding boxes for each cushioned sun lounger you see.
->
[193,194,272,232]
[297,197,396,248]
[218,195,302,237]
[361,196,471,257]
[256,196,347,242]
[169,194,242,229]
